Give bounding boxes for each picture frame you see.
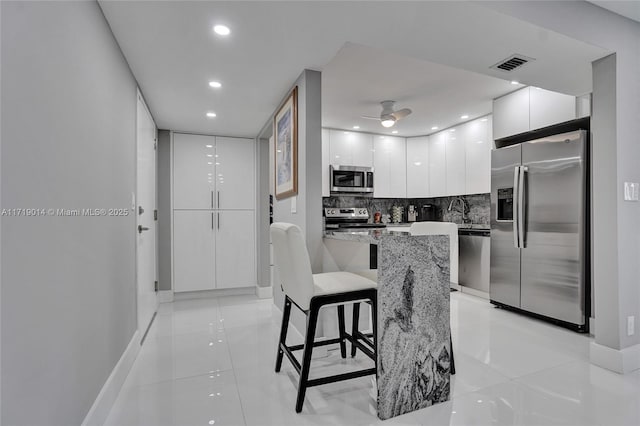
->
[274,86,298,200]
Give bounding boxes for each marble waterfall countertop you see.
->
[324,222,489,244]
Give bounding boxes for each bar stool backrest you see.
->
[270,222,315,310]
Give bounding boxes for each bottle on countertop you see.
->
[408,205,417,222]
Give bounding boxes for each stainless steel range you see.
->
[324,207,386,230]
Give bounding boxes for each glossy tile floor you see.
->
[106,292,640,426]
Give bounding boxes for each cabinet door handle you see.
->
[217,213,220,229]
[211,213,214,229]
[217,191,220,209]
[210,191,214,209]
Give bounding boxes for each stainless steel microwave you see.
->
[330,165,374,195]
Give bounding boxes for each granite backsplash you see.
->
[323,193,490,226]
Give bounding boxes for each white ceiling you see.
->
[590,1,640,23]
[99,1,610,138]
[323,43,521,137]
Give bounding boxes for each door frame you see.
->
[135,88,159,343]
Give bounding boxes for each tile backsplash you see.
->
[323,193,490,225]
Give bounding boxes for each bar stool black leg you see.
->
[295,302,319,413]
[351,302,360,357]
[369,292,378,370]
[450,333,456,375]
[275,297,292,373]
[337,305,347,359]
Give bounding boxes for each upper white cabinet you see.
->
[463,116,492,194]
[493,87,576,140]
[445,129,466,196]
[406,136,429,198]
[428,132,447,197]
[174,134,255,209]
[329,130,373,167]
[374,136,406,198]
[322,128,330,197]
[493,88,530,140]
[215,137,255,210]
[173,133,216,209]
[529,87,576,130]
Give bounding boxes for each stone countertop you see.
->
[386,222,490,230]
[324,223,490,244]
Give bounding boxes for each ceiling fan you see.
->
[361,100,412,128]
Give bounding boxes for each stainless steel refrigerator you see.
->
[490,130,589,332]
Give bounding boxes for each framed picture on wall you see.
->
[274,86,298,200]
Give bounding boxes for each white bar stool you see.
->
[270,223,378,413]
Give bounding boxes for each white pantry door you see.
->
[136,91,158,342]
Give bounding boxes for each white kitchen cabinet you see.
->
[329,130,373,167]
[374,136,406,198]
[173,209,256,292]
[215,137,255,209]
[493,88,530,140]
[406,136,430,198]
[445,128,466,196]
[493,87,576,140]
[172,132,256,293]
[322,128,330,197]
[428,132,447,197]
[173,133,216,209]
[529,87,576,130]
[216,210,256,288]
[464,116,492,194]
[173,210,215,292]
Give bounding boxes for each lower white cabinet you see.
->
[173,210,256,292]
[174,210,215,292]
[216,210,256,288]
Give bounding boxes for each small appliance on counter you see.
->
[407,205,417,222]
[418,204,438,221]
[324,207,386,230]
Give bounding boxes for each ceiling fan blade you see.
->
[360,115,381,120]
[391,108,412,120]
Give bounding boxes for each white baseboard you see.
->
[256,285,273,299]
[158,290,174,303]
[173,286,254,301]
[590,341,640,374]
[82,331,140,426]
[459,286,489,300]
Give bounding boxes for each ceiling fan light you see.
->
[381,118,395,128]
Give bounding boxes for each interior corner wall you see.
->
[157,130,172,291]
[270,70,323,331]
[257,137,271,288]
[1,2,138,424]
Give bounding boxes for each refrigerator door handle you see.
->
[518,166,527,248]
[513,166,520,248]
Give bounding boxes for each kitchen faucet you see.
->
[447,197,470,223]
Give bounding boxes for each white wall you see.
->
[157,130,172,291]
[481,1,640,370]
[268,70,323,332]
[1,2,138,423]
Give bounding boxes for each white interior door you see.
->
[136,92,158,341]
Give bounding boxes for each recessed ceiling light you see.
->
[431,126,439,130]
[392,130,398,134]
[206,144,213,148]
[213,25,230,36]
[511,80,520,85]
[460,115,469,119]
[206,112,217,118]
[480,118,488,122]
[450,128,456,132]
[209,81,222,88]
[353,126,360,130]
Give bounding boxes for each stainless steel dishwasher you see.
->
[459,229,490,293]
